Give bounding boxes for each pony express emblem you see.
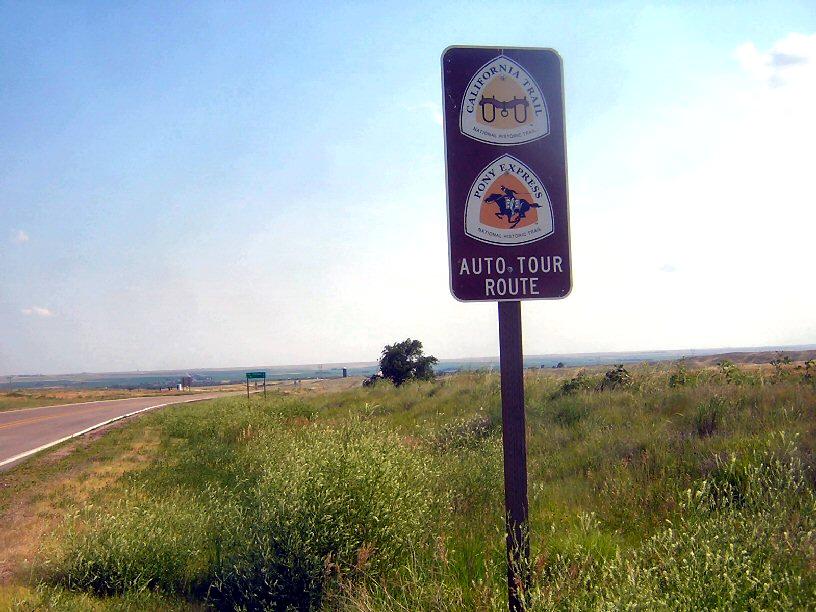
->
[460,55,549,145]
[465,154,553,245]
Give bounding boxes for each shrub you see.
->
[599,365,632,390]
[362,373,385,387]
[210,421,451,609]
[50,420,450,610]
[800,359,815,385]
[717,360,748,385]
[555,371,593,396]
[50,488,225,596]
[770,352,793,383]
[668,359,689,387]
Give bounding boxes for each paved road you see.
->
[0,392,241,471]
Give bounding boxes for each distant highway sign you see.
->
[245,371,266,398]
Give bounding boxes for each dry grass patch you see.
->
[0,424,161,587]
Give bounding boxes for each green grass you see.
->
[8,365,816,609]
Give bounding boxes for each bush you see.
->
[599,365,632,390]
[668,359,689,387]
[717,360,749,385]
[555,371,593,396]
[211,421,449,608]
[50,488,224,596]
[50,420,450,610]
[770,352,793,383]
[800,359,815,385]
[362,373,385,387]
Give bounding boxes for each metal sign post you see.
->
[498,300,528,605]
[442,46,570,611]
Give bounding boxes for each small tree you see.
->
[378,338,438,386]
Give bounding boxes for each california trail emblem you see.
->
[465,154,553,245]
[460,55,549,145]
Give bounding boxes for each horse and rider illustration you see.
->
[483,185,541,228]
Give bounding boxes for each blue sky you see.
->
[2,1,815,375]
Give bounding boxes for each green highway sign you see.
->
[245,371,267,399]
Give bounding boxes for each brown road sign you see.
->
[442,46,571,302]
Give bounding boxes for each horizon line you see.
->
[4,342,816,380]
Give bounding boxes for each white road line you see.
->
[1,393,224,415]
[0,396,216,470]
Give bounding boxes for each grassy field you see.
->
[1,362,815,610]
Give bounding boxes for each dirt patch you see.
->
[0,426,161,585]
[280,377,363,395]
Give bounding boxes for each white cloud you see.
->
[11,229,29,243]
[553,31,816,353]
[734,32,816,89]
[21,306,53,317]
